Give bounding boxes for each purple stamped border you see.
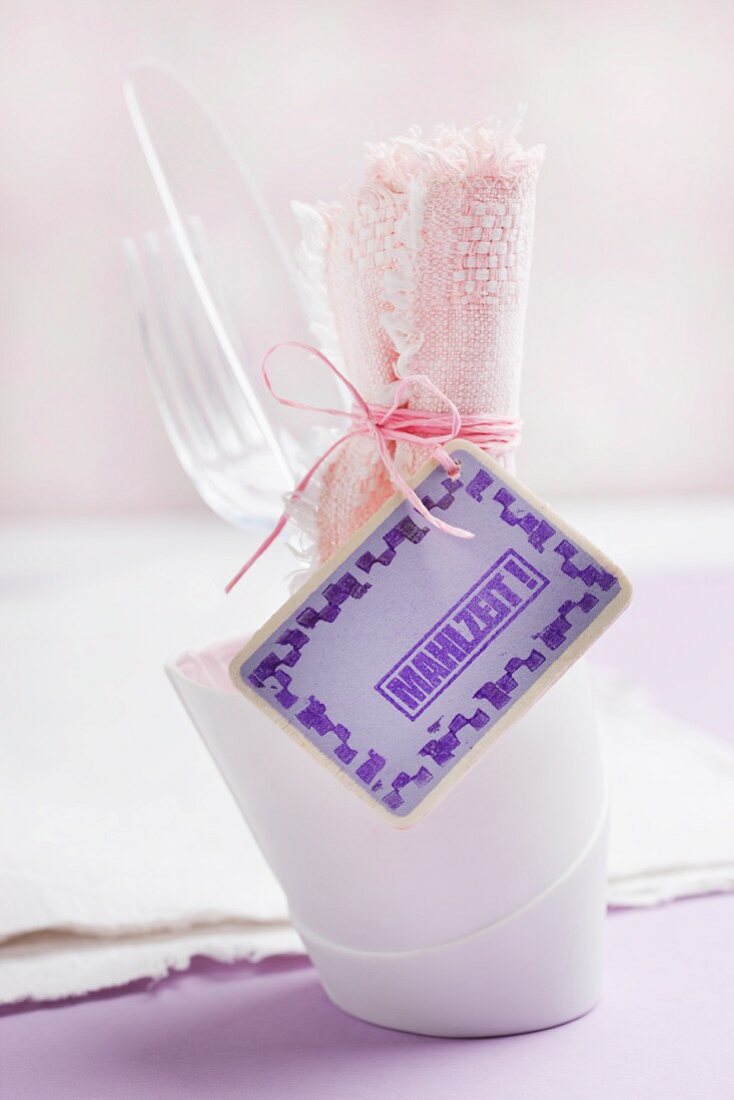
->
[374,549,549,721]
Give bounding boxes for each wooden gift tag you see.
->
[229,442,632,826]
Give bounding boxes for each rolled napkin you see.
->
[293,118,544,564]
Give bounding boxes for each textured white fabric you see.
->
[600,671,734,906]
[0,924,302,1006]
[2,511,733,1004]
[0,517,300,1005]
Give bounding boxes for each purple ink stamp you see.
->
[230,443,632,825]
[375,550,549,720]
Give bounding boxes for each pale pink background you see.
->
[2,0,733,515]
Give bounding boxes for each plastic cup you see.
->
[168,639,608,1037]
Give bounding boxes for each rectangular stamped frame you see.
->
[374,548,549,720]
[229,441,632,828]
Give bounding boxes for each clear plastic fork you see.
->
[123,60,345,532]
[124,223,294,527]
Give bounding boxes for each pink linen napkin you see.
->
[293,118,544,564]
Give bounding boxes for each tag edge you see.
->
[227,450,451,695]
[227,663,415,827]
[396,580,631,825]
[228,441,633,828]
[444,441,634,603]
[229,443,633,687]
[229,579,629,830]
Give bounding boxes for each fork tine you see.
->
[126,219,302,527]
[165,223,262,461]
[139,230,221,465]
[184,216,269,451]
[123,236,210,471]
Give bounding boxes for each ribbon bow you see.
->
[226,342,520,592]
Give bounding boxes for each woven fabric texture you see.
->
[293,121,544,565]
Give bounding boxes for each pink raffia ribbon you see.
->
[225,341,521,593]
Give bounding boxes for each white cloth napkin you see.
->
[2,512,733,1005]
[600,671,734,906]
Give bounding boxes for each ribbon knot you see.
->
[226,341,521,592]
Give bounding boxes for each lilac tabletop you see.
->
[2,572,733,1099]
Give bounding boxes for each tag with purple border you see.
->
[229,442,632,826]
